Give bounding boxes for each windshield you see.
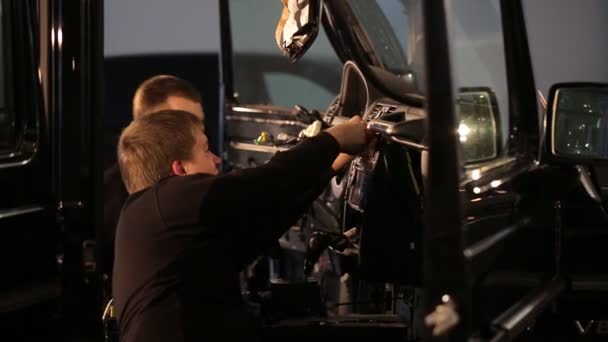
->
[346,0,425,93]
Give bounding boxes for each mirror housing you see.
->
[274,0,322,63]
[547,83,608,164]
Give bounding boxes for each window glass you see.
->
[553,87,608,159]
[446,0,510,165]
[228,0,342,110]
[346,0,425,92]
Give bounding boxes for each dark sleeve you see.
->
[103,164,129,275]
[202,132,340,267]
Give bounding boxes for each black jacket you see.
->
[113,132,339,342]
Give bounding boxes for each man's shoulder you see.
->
[153,174,218,224]
[155,173,219,206]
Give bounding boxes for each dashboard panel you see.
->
[325,61,427,150]
[324,61,426,284]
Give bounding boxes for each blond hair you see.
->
[132,75,202,119]
[118,110,202,193]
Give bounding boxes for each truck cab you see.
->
[221,0,608,340]
[0,0,606,341]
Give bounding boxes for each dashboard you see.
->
[325,61,427,151]
[322,61,425,283]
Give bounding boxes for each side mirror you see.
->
[274,0,322,63]
[457,87,501,164]
[547,83,608,163]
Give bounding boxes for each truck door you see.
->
[421,0,562,340]
[0,0,104,338]
[0,0,60,329]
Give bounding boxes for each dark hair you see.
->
[118,110,202,193]
[132,75,202,119]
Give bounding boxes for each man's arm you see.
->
[201,117,367,267]
[202,132,340,264]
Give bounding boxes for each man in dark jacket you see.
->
[113,110,367,341]
[103,75,214,277]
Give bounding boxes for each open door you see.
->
[421,0,568,340]
[0,0,60,332]
[0,0,103,339]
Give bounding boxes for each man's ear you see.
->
[171,160,187,176]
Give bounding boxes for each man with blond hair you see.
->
[112,109,368,341]
[131,74,205,120]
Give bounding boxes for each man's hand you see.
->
[326,116,368,155]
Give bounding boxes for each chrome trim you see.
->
[0,142,38,169]
[388,136,428,151]
[576,165,602,203]
[464,156,517,174]
[0,155,36,169]
[229,141,290,153]
[537,89,548,110]
[0,205,45,220]
[0,152,19,158]
[550,89,561,156]
[225,115,308,128]
[491,277,566,341]
[57,201,84,210]
[367,118,408,136]
[463,158,532,193]
[463,218,530,260]
[230,106,293,115]
[231,106,275,113]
